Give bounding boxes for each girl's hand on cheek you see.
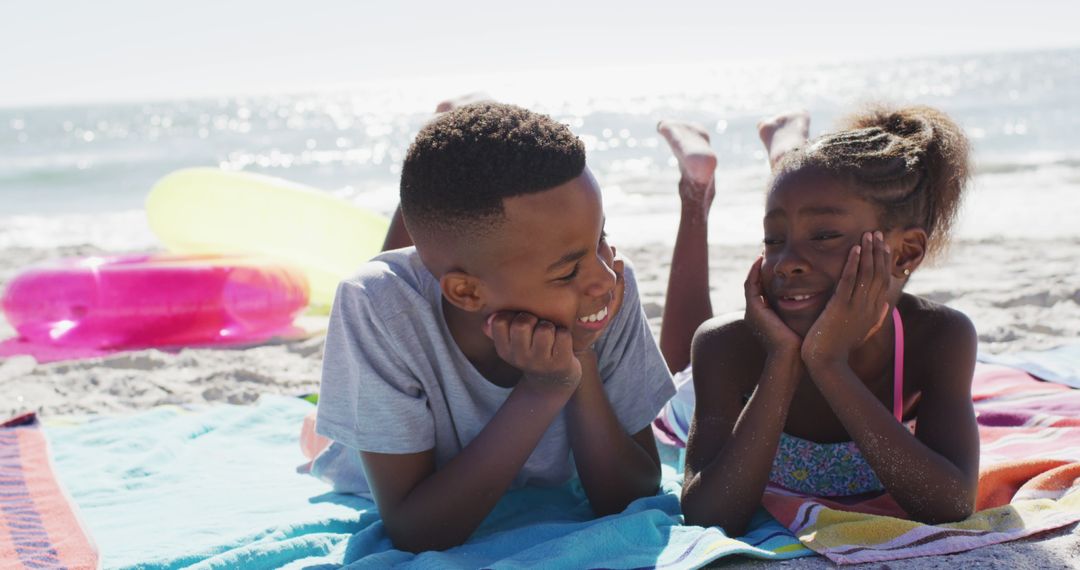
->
[801,231,893,370]
[485,311,583,394]
[744,256,802,358]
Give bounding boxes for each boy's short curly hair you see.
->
[400,102,586,240]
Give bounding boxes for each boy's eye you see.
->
[763,237,783,246]
[598,230,608,245]
[557,264,580,282]
[812,232,842,241]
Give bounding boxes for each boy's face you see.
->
[477,169,617,343]
[761,173,886,336]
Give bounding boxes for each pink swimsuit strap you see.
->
[892,307,905,422]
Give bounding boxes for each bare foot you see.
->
[657,120,717,208]
[758,111,810,171]
[435,92,492,113]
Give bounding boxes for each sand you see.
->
[1,238,1078,568]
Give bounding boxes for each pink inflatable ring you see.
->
[1,254,309,349]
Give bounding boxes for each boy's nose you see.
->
[583,256,617,297]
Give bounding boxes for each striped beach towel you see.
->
[762,363,1080,564]
[1,412,98,570]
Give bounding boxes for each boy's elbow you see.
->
[591,478,661,517]
[383,517,465,553]
[389,536,432,555]
[384,523,427,553]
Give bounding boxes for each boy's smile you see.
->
[761,172,887,336]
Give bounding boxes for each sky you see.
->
[3,0,1079,107]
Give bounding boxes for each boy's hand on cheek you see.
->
[802,231,893,370]
[486,311,583,393]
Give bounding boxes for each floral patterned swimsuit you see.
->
[767,308,909,497]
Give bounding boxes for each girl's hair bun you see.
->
[776,105,971,258]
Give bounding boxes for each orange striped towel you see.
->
[1,413,98,569]
[762,364,1080,564]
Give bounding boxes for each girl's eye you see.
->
[598,230,608,245]
[812,232,842,241]
[558,264,580,282]
[763,237,783,246]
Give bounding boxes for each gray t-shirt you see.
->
[314,247,674,496]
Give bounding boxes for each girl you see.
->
[656,106,980,536]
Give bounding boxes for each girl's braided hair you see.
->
[773,105,971,258]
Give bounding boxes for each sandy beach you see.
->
[2,236,1077,568]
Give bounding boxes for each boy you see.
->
[315,103,675,552]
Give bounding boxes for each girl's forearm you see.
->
[807,362,976,522]
[682,352,802,534]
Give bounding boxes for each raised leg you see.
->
[656,121,717,373]
[757,111,810,172]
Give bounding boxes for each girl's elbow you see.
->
[939,493,976,523]
[681,502,710,528]
[683,505,749,537]
[681,490,750,535]
[913,488,976,524]
[946,479,978,521]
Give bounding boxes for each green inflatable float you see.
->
[147,168,389,312]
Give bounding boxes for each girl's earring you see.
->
[903,268,911,276]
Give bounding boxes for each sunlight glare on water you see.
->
[2,49,1079,248]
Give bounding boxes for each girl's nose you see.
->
[773,245,811,278]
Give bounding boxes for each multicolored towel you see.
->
[1,412,98,569]
[761,363,1080,564]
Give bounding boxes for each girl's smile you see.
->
[772,290,827,314]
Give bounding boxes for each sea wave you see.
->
[0,211,156,251]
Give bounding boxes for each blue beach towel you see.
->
[47,396,811,569]
[979,343,1080,388]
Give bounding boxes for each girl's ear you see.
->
[894,227,928,279]
[440,271,486,313]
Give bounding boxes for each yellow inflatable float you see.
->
[147,168,389,312]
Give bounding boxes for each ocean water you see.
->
[2,48,1078,251]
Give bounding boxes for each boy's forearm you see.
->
[807,362,976,522]
[381,382,572,552]
[565,352,662,516]
[681,352,801,534]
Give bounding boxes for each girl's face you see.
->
[761,172,898,336]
